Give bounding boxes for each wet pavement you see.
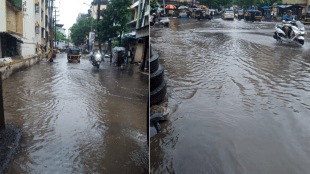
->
[151,18,310,173]
[2,54,148,173]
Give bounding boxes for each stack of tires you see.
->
[150,49,166,106]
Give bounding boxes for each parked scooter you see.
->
[90,50,102,69]
[273,20,306,45]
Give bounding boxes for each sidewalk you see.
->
[0,55,42,80]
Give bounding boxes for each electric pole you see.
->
[97,0,102,53]
[54,8,59,49]
[49,0,55,62]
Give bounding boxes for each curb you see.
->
[0,55,42,80]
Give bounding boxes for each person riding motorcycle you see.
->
[282,10,294,38]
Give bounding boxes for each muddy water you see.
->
[151,18,310,173]
[3,54,148,173]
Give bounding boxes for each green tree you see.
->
[70,17,96,46]
[98,0,131,46]
[54,27,66,42]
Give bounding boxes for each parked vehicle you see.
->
[158,17,170,26]
[237,9,244,20]
[222,9,234,20]
[304,12,310,24]
[179,9,189,18]
[195,8,211,20]
[273,20,306,45]
[67,48,81,63]
[244,9,262,21]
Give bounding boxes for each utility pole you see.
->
[0,72,5,129]
[49,0,54,62]
[54,8,59,49]
[97,0,102,53]
[163,0,166,14]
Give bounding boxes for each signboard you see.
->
[89,32,95,45]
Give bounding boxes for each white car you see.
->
[222,10,234,20]
[158,17,170,26]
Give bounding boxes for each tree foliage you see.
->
[70,18,96,46]
[196,0,232,9]
[98,0,131,44]
[55,27,66,42]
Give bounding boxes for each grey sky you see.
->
[56,0,93,35]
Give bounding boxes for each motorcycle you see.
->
[90,51,102,69]
[273,20,306,45]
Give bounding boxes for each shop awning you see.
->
[9,33,24,43]
[277,4,293,8]
[261,6,271,9]
[0,32,24,43]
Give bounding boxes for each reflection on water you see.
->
[151,18,310,173]
[3,54,148,173]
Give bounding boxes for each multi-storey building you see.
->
[0,0,52,59]
[128,0,140,35]
[135,0,149,69]
[90,0,108,19]
[55,24,67,50]
[0,0,24,58]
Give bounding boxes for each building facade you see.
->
[135,0,149,70]
[0,0,24,58]
[1,0,53,59]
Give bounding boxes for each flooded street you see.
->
[3,54,148,173]
[151,18,310,173]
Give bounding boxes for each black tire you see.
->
[298,39,304,45]
[150,80,167,106]
[97,64,100,69]
[150,50,159,74]
[150,64,164,91]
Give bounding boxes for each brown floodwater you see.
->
[151,17,310,173]
[2,54,148,173]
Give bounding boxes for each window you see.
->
[35,3,39,13]
[35,26,39,34]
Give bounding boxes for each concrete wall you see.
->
[0,1,6,32]
[22,0,36,57]
[135,43,144,62]
[0,56,41,80]
[6,3,23,35]
[6,7,17,33]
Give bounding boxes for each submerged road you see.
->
[151,17,310,173]
[3,54,148,173]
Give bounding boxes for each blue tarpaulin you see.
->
[261,6,271,9]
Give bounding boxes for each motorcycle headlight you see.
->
[95,53,101,58]
[95,53,102,61]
